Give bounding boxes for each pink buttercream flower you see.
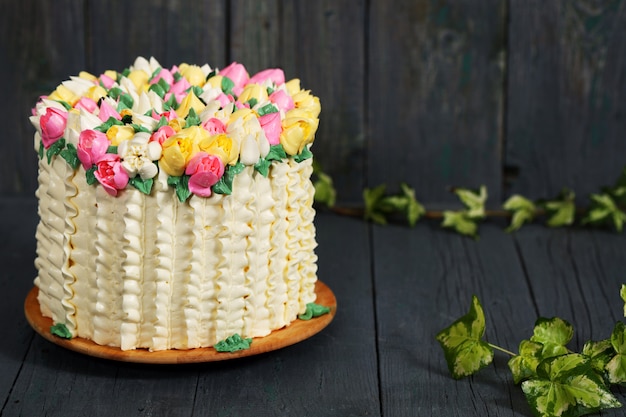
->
[40,107,68,149]
[77,129,110,169]
[150,68,174,85]
[99,73,116,89]
[185,152,225,197]
[150,125,176,145]
[74,97,98,113]
[248,68,285,86]
[98,100,121,122]
[219,62,249,93]
[258,112,282,145]
[94,153,129,196]
[215,93,233,108]
[269,89,295,112]
[201,118,226,136]
[169,77,191,96]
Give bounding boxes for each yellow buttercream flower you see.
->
[198,133,240,166]
[285,78,301,96]
[85,85,108,102]
[168,117,186,133]
[159,126,206,176]
[78,71,97,82]
[106,124,135,146]
[179,63,206,87]
[48,84,79,106]
[292,90,321,118]
[176,91,206,119]
[280,108,319,155]
[238,83,268,104]
[206,75,224,90]
[127,69,150,91]
[104,70,118,81]
[228,108,257,125]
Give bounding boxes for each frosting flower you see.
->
[248,68,285,86]
[269,89,295,112]
[159,126,206,176]
[280,108,319,155]
[150,125,176,145]
[198,133,239,166]
[77,129,109,170]
[94,154,129,196]
[185,152,225,197]
[118,132,162,180]
[258,112,282,145]
[106,125,135,146]
[40,107,68,149]
[219,62,249,94]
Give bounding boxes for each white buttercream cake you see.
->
[29,57,321,351]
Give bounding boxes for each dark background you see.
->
[1,0,625,208]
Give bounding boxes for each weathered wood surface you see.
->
[3,197,626,416]
[1,0,624,207]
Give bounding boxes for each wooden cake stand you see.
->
[24,280,336,364]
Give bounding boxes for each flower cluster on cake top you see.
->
[30,57,320,200]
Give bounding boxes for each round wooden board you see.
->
[24,280,336,364]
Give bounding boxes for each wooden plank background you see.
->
[0,0,624,207]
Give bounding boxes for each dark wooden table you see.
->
[2,196,626,417]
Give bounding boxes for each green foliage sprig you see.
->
[435,288,626,417]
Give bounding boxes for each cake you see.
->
[29,57,322,351]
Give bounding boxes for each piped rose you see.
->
[185,152,225,197]
[40,107,68,149]
[94,153,129,196]
[159,126,206,176]
[77,129,109,169]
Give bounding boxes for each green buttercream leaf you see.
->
[266,144,287,161]
[246,98,258,109]
[164,93,178,110]
[157,77,170,93]
[38,140,44,160]
[55,100,72,110]
[46,138,66,163]
[60,143,80,169]
[107,146,118,154]
[503,194,536,232]
[108,87,124,100]
[213,163,245,195]
[254,158,271,177]
[129,176,154,195]
[85,165,98,185]
[156,116,169,129]
[521,354,620,417]
[169,174,191,202]
[173,71,182,82]
[214,333,252,353]
[435,295,494,379]
[50,323,72,339]
[606,321,626,384]
[131,124,150,134]
[293,147,313,163]
[118,94,134,111]
[95,116,123,133]
[508,340,544,384]
[150,66,162,81]
[185,108,201,127]
[148,83,165,99]
[257,103,278,116]
[298,303,331,320]
[221,76,235,96]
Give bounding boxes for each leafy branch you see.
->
[436,288,626,417]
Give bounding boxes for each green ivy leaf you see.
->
[50,323,72,339]
[400,183,425,227]
[313,171,336,208]
[298,303,331,320]
[435,295,494,379]
[606,321,626,384]
[542,189,576,228]
[363,184,388,225]
[46,138,66,163]
[581,193,626,232]
[454,185,487,219]
[442,211,479,238]
[59,143,81,169]
[503,194,536,232]
[214,333,252,353]
[508,340,544,384]
[129,176,154,195]
[621,284,626,317]
[521,354,620,417]
[582,339,615,382]
[107,145,118,154]
[530,317,574,358]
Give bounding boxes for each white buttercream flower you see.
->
[79,108,103,131]
[135,90,164,115]
[118,132,162,179]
